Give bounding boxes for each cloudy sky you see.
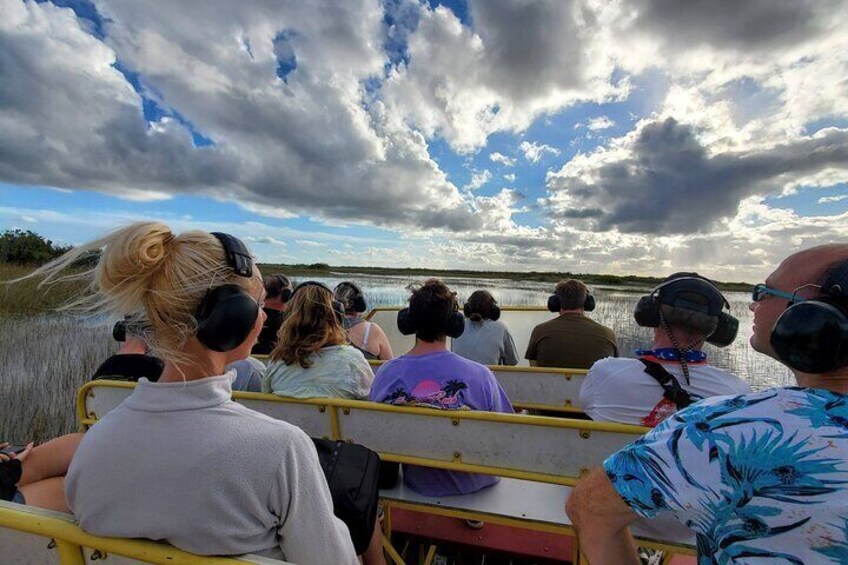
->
[1,0,846,282]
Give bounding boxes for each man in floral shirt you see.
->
[567,245,848,564]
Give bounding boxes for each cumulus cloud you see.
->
[1,0,847,281]
[587,116,615,131]
[546,118,848,233]
[464,169,492,191]
[489,152,516,167]
[519,141,560,163]
[0,0,487,233]
[381,0,625,152]
[819,194,848,204]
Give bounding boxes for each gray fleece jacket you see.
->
[65,374,356,564]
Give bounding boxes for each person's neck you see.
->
[118,339,147,355]
[651,333,704,351]
[408,338,448,356]
[264,299,286,312]
[559,308,584,315]
[158,339,229,383]
[794,371,848,395]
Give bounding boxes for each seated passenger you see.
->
[580,272,750,427]
[32,222,356,564]
[91,317,164,382]
[251,273,293,355]
[568,245,848,564]
[264,281,373,399]
[525,279,617,369]
[263,282,385,565]
[334,281,394,361]
[0,435,83,511]
[369,279,514,497]
[227,357,264,392]
[451,290,518,366]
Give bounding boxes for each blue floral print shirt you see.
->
[604,387,848,564]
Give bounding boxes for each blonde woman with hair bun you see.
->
[27,222,357,564]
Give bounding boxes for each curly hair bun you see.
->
[97,222,174,298]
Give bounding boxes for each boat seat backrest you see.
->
[490,367,586,413]
[79,381,647,485]
[335,402,643,483]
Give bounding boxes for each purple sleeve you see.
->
[368,362,394,402]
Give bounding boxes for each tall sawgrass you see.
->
[0,316,113,442]
[0,264,89,316]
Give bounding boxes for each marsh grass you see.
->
[0,316,113,443]
[0,273,792,442]
[0,264,89,316]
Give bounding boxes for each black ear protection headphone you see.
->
[770,261,848,374]
[462,293,501,321]
[334,281,367,313]
[195,233,259,353]
[547,290,595,312]
[291,281,346,323]
[275,274,293,303]
[397,299,465,339]
[112,319,128,342]
[633,274,738,347]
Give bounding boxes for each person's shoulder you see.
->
[531,316,559,332]
[588,356,634,375]
[335,344,366,359]
[368,320,389,336]
[701,364,751,391]
[227,401,308,439]
[673,387,789,421]
[448,351,494,375]
[583,315,615,334]
[375,354,405,375]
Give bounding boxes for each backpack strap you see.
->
[638,358,695,410]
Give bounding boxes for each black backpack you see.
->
[311,438,381,554]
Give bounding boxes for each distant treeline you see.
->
[0,229,72,265]
[258,262,753,292]
[0,229,752,298]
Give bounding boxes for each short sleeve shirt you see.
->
[604,387,848,564]
[581,357,751,426]
[263,345,373,399]
[369,351,514,497]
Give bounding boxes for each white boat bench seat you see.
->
[0,500,290,565]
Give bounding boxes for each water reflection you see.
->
[0,274,794,443]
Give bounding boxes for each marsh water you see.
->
[0,273,792,443]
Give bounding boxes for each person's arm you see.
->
[371,323,394,360]
[273,429,358,565]
[566,468,641,565]
[525,328,539,364]
[578,362,600,417]
[486,369,515,413]
[260,362,274,393]
[502,327,519,366]
[351,351,375,399]
[609,328,619,358]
